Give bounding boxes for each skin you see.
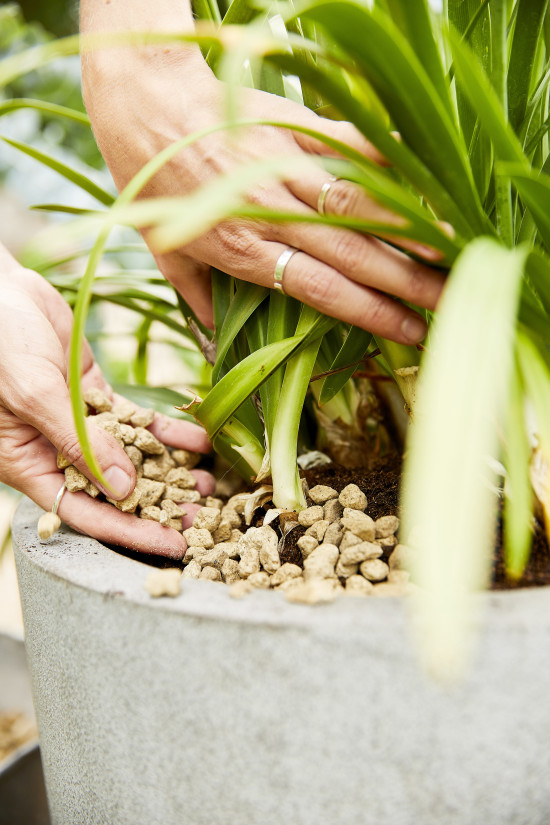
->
[0,244,214,559]
[80,0,446,345]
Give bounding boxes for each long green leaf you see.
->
[508,165,550,252]
[402,238,528,679]
[192,310,336,438]
[449,29,528,168]
[0,136,115,206]
[517,330,550,459]
[0,98,90,125]
[385,0,452,114]
[212,282,268,383]
[319,326,373,404]
[503,359,534,579]
[508,0,549,134]
[296,1,485,232]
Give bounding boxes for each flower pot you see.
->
[12,497,550,825]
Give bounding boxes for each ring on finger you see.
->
[52,481,67,516]
[317,176,339,216]
[273,247,299,294]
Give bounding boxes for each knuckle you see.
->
[405,261,431,304]
[300,266,339,307]
[329,182,362,217]
[219,223,260,263]
[333,233,365,278]
[56,435,85,468]
[362,292,390,331]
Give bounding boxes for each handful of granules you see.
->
[47,388,205,533]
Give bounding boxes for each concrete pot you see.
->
[12,497,550,825]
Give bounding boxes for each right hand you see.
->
[82,43,446,344]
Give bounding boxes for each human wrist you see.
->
[80,0,213,115]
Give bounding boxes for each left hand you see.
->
[0,247,214,559]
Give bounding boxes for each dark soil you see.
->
[305,455,550,591]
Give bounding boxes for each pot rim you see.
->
[12,497,550,634]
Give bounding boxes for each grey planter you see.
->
[12,497,550,825]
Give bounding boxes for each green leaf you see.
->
[401,238,528,679]
[517,330,550,460]
[0,34,81,88]
[319,326,373,404]
[0,98,90,125]
[507,0,549,134]
[193,313,336,439]
[193,334,307,438]
[0,136,115,206]
[212,281,268,383]
[31,204,101,215]
[112,384,197,420]
[385,0,452,114]
[502,359,534,579]
[507,165,550,252]
[296,1,485,233]
[449,29,527,168]
[271,304,326,510]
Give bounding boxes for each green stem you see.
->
[375,337,421,412]
[270,306,323,511]
[220,417,265,477]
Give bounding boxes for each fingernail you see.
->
[401,316,427,344]
[103,465,133,499]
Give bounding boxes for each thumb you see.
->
[10,370,136,500]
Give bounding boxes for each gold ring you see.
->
[317,176,338,216]
[273,247,298,294]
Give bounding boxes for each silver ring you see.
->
[52,482,67,516]
[273,247,298,294]
[317,176,338,216]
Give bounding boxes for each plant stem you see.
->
[375,337,421,413]
[220,417,265,477]
[270,305,323,511]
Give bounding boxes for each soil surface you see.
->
[112,454,550,590]
[305,455,550,591]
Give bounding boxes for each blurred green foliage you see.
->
[0,3,102,171]
[16,0,77,37]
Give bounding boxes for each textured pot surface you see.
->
[12,498,550,825]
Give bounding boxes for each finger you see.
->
[263,243,429,344]
[17,466,186,559]
[179,502,202,531]
[9,368,136,500]
[148,414,212,453]
[287,172,445,262]
[275,217,445,312]
[292,117,390,166]
[190,469,216,498]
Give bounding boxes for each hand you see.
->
[0,246,214,559]
[81,16,446,345]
